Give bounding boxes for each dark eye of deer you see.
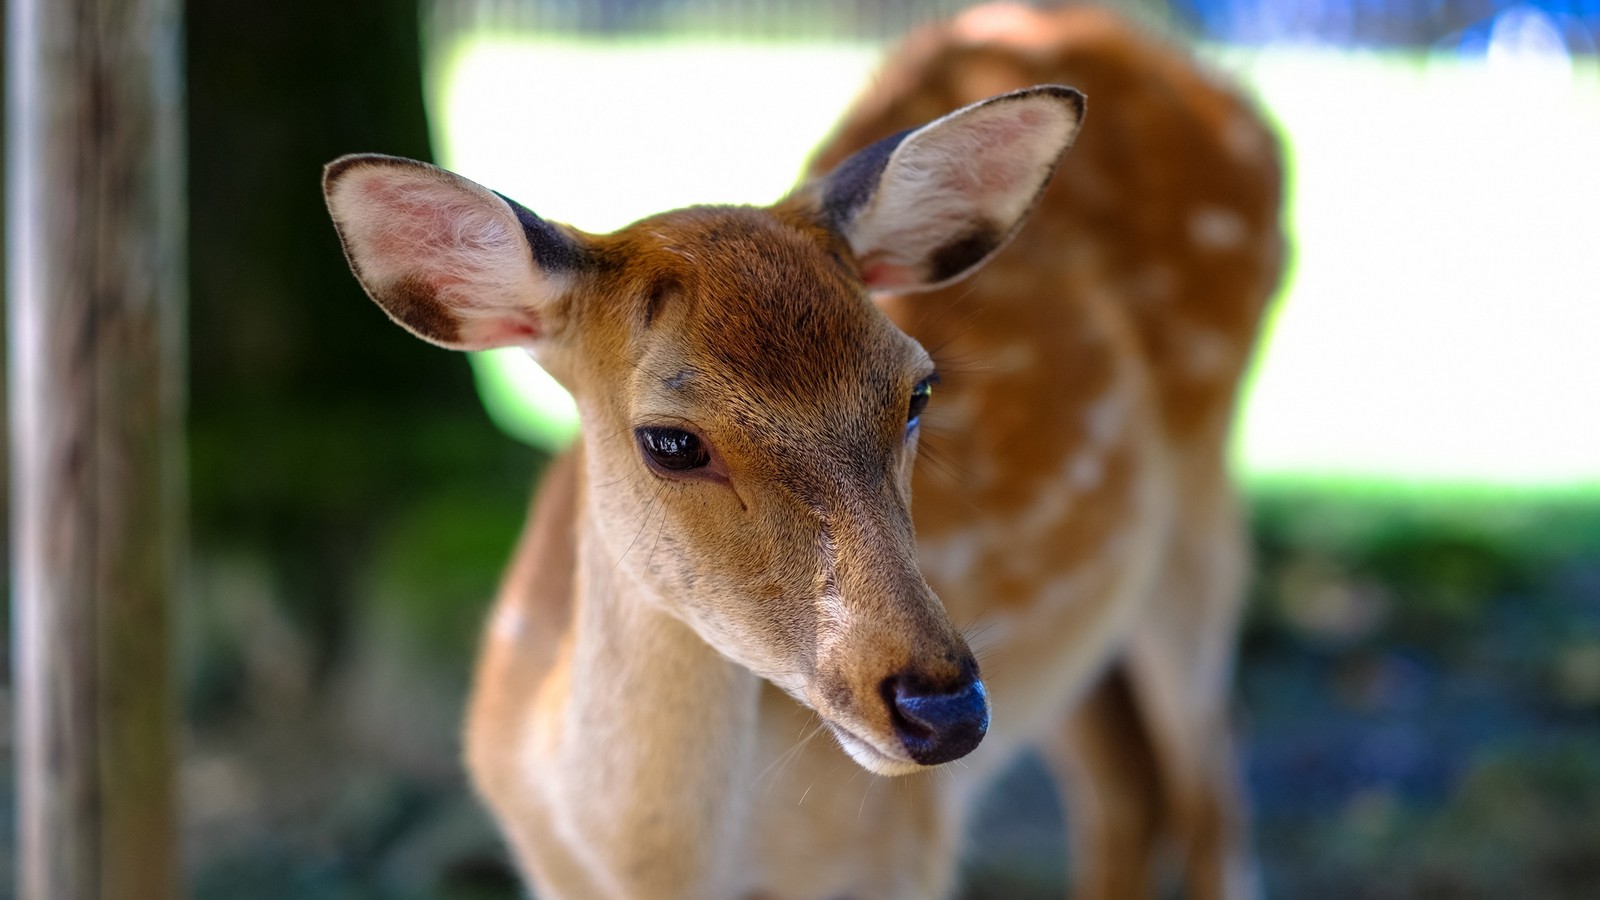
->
[636,427,710,471]
[907,377,935,432]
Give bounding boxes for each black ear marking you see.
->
[928,222,1003,284]
[819,127,915,230]
[494,191,588,271]
[380,273,463,345]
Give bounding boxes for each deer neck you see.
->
[576,513,757,694]
[547,489,762,890]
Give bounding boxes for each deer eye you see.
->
[636,426,710,472]
[907,376,936,432]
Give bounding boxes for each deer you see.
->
[322,5,1283,898]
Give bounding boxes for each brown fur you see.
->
[380,273,464,345]
[813,8,1283,895]
[343,7,1282,899]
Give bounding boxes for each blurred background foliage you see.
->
[4,0,1600,897]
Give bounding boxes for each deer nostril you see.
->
[882,669,989,766]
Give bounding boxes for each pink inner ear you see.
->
[861,257,921,290]
[340,166,551,350]
[359,176,503,267]
[361,179,435,256]
[957,111,1049,194]
[460,313,542,347]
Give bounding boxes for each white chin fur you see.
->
[827,723,925,777]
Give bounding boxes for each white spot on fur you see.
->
[932,393,980,429]
[1069,450,1103,491]
[1189,206,1249,251]
[1224,114,1271,163]
[921,533,981,585]
[1016,453,1086,535]
[1084,394,1126,447]
[1038,570,1098,607]
[1184,328,1234,378]
[991,342,1035,372]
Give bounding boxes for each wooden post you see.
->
[7,0,184,896]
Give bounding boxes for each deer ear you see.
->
[818,86,1084,293]
[323,154,587,351]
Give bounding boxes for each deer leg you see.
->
[1123,490,1258,900]
[1039,664,1164,900]
[1121,649,1254,900]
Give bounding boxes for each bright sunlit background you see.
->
[429,4,1600,493]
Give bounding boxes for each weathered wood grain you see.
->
[7,0,184,897]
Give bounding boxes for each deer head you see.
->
[324,86,1084,774]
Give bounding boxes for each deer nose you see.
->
[883,667,989,765]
